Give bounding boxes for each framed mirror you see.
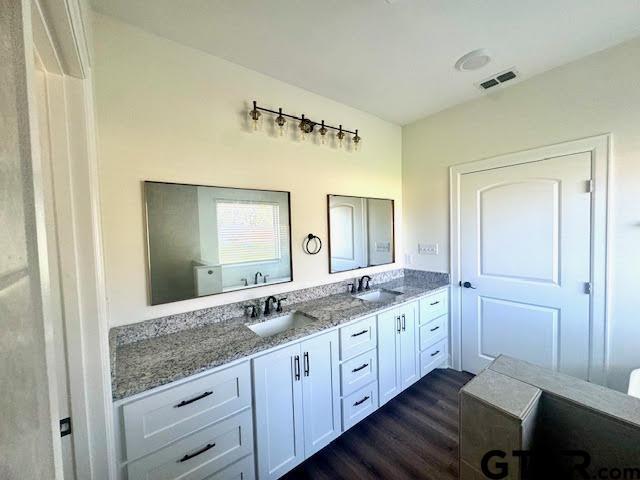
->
[327,195,395,273]
[144,181,292,305]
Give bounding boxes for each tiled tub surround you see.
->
[460,356,640,479]
[111,269,449,399]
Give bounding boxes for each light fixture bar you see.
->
[251,101,359,135]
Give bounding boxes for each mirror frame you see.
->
[326,194,396,274]
[143,180,294,305]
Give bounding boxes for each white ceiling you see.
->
[91,0,640,125]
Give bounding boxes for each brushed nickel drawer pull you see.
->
[430,301,440,306]
[430,326,440,332]
[178,442,216,463]
[174,391,213,408]
[353,395,370,407]
[430,350,440,357]
[352,363,369,373]
[351,329,368,337]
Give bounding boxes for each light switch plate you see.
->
[418,243,438,255]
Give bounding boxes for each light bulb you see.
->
[337,125,345,147]
[275,109,286,137]
[353,130,361,151]
[249,101,261,131]
[319,121,327,144]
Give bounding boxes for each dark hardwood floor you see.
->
[282,368,474,480]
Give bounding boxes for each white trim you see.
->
[449,134,611,385]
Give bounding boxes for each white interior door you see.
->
[329,196,367,272]
[460,153,592,379]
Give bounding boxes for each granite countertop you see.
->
[113,276,449,400]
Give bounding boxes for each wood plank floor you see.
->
[282,368,474,480]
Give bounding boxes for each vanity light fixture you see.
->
[275,107,286,135]
[249,100,262,130]
[319,120,328,144]
[249,100,361,150]
[337,125,345,147]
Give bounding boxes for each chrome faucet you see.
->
[357,275,372,292]
[254,272,263,285]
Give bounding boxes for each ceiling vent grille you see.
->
[477,69,518,91]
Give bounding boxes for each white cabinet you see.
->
[418,288,450,378]
[377,301,419,406]
[300,333,341,457]
[253,331,340,480]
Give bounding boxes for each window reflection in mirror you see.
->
[144,181,292,305]
[328,195,394,273]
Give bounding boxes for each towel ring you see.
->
[303,234,322,255]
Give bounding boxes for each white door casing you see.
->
[460,154,591,378]
[450,135,610,384]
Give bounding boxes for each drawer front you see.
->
[419,315,448,351]
[340,349,378,397]
[206,455,255,480]
[127,409,254,480]
[420,338,448,378]
[341,382,379,431]
[419,290,448,325]
[339,316,377,361]
[123,362,251,461]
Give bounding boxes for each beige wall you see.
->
[92,14,402,327]
[403,37,640,392]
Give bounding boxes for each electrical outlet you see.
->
[418,243,438,255]
[404,254,413,265]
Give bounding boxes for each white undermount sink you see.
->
[247,311,316,338]
[355,289,403,303]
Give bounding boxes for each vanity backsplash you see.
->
[111,268,448,347]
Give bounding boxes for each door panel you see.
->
[377,309,400,405]
[253,344,303,480]
[301,331,340,457]
[460,153,591,378]
[399,302,418,389]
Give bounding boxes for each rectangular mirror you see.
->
[145,181,292,305]
[328,195,395,273]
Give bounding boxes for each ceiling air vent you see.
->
[477,69,518,91]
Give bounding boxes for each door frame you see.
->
[28,0,117,478]
[449,134,611,385]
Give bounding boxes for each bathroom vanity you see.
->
[111,271,449,480]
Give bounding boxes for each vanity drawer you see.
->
[420,338,448,378]
[208,455,255,480]
[123,361,251,461]
[419,315,448,351]
[127,409,253,480]
[340,349,377,397]
[342,382,378,431]
[339,316,377,360]
[419,290,448,325]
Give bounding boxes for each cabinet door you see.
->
[377,308,401,406]
[253,344,304,480]
[399,301,419,389]
[301,331,341,457]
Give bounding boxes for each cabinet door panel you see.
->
[377,308,401,406]
[253,344,304,480]
[399,301,419,389]
[301,331,341,457]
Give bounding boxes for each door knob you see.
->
[459,281,476,289]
